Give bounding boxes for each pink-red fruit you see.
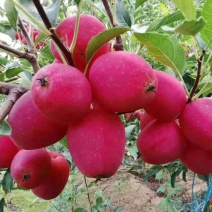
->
[144,70,187,121]
[0,136,19,168]
[31,63,92,123]
[89,51,157,113]
[11,149,51,189]
[140,112,155,130]
[8,91,67,149]
[137,120,186,164]
[32,151,70,200]
[180,143,212,175]
[179,98,212,151]
[50,14,109,72]
[67,109,126,178]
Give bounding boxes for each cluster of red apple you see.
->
[15,24,45,49]
[1,13,211,200]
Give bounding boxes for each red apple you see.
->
[137,120,187,164]
[11,149,51,189]
[140,112,155,130]
[180,143,212,175]
[8,91,67,149]
[67,109,126,178]
[89,51,157,113]
[179,98,212,151]
[50,14,109,72]
[144,70,187,121]
[0,136,19,168]
[31,63,92,123]
[32,151,70,200]
[124,110,144,121]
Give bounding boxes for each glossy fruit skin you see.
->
[0,136,19,168]
[180,143,212,175]
[50,14,109,72]
[31,63,92,123]
[67,109,126,178]
[89,51,158,113]
[137,120,186,164]
[179,98,212,151]
[144,70,187,121]
[8,91,67,149]
[140,112,155,130]
[11,149,51,189]
[32,151,70,200]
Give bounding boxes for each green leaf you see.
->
[17,0,60,27]
[0,22,16,38]
[116,0,132,27]
[135,0,147,9]
[0,198,6,212]
[5,67,24,78]
[4,0,18,30]
[174,17,205,36]
[0,74,5,82]
[86,27,130,63]
[0,120,11,136]
[74,208,87,212]
[134,32,186,74]
[125,125,135,138]
[2,170,14,193]
[127,146,138,160]
[201,0,212,49]
[155,170,163,180]
[96,197,103,206]
[74,0,81,5]
[157,185,165,193]
[147,11,184,32]
[172,0,196,21]
[59,136,68,148]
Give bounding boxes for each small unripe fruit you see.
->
[0,136,19,168]
[31,63,92,123]
[137,120,186,164]
[32,151,70,200]
[11,149,51,189]
[179,98,212,151]
[8,91,67,149]
[67,109,126,178]
[144,70,187,121]
[89,51,157,113]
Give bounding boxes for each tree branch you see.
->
[0,42,40,73]
[18,16,34,52]
[102,0,124,51]
[187,50,206,103]
[0,82,29,123]
[32,0,75,66]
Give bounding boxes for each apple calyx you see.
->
[146,83,156,93]
[36,76,48,87]
[22,173,30,182]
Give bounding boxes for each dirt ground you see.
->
[4,168,208,212]
[75,168,208,212]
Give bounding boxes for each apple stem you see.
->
[84,176,92,212]
[69,0,85,54]
[102,0,124,51]
[31,0,75,67]
[187,50,206,103]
